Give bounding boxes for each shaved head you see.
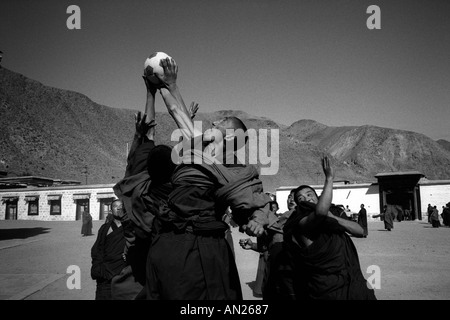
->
[225,116,247,132]
[222,116,248,150]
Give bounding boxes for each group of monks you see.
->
[93,57,377,300]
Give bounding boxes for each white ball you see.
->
[144,51,174,87]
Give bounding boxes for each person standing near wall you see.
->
[442,203,450,227]
[81,210,93,236]
[427,204,433,223]
[431,206,441,228]
[357,204,368,238]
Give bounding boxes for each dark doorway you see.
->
[5,200,18,220]
[75,199,89,221]
[386,191,415,220]
[376,172,424,221]
[99,198,113,220]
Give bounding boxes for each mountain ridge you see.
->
[1,67,450,192]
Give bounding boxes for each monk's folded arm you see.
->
[327,212,364,237]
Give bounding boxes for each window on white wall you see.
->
[50,200,61,215]
[26,197,39,216]
[99,199,113,220]
[48,195,62,215]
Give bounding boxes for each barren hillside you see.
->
[2,67,450,192]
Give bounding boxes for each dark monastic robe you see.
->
[252,208,286,297]
[431,208,441,228]
[91,220,127,300]
[258,208,295,299]
[382,205,395,230]
[357,207,368,236]
[146,149,272,300]
[113,139,173,289]
[270,202,376,300]
[81,212,93,236]
[442,206,450,227]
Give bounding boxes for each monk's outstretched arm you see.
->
[157,58,202,138]
[142,75,157,141]
[301,156,364,236]
[159,88,196,139]
[159,58,190,118]
[125,75,158,176]
[128,76,157,155]
[300,156,334,229]
[316,156,334,216]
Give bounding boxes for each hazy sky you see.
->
[1,0,449,140]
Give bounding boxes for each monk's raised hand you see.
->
[135,112,157,138]
[189,101,199,120]
[142,75,157,96]
[158,57,178,89]
[321,155,334,181]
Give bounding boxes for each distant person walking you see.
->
[373,205,394,231]
[442,206,446,224]
[81,211,93,236]
[431,206,441,228]
[403,208,411,221]
[357,204,368,237]
[442,203,450,227]
[427,204,433,223]
[396,206,404,222]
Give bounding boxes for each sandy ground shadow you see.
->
[0,227,51,241]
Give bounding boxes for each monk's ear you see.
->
[224,128,247,150]
[222,134,234,155]
[224,133,235,142]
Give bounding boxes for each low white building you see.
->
[276,182,380,221]
[419,179,450,214]
[1,173,449,222]
[276,173,450,221]
[0,176,116,221]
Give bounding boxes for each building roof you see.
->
[0,182,28,189]
[0,176,81,189]
[375,171,425,190]
[375,171,424,178]
[334,179,351,184]
[276,181,377,192]
[419,178,450,185]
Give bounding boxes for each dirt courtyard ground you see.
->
[0,218,449,300]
